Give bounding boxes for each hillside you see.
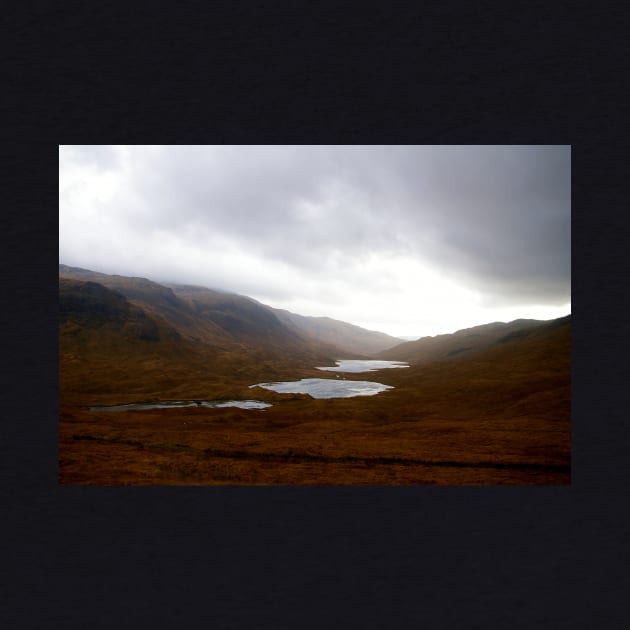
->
[60,277,161,339]
[60,277,212,403]
[60,265,238,348]
[165,283,342,361]
[377,315,571,365]
[59,265,382,406]
[270,309,403,356]
[59,265,401,357]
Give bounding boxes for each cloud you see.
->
[59,145,571,337]
[60,145,121,171]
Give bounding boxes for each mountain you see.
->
[59,265,401,357]
[269,309,403,356]
[377,315,571,365]
[59,277,170,342]
[59,265,236,347]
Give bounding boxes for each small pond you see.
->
[89,399,272,412]
[250,378,393,399]
[316,359,409,373]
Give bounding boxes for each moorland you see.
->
[59,265,571,485]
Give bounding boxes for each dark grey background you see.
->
[3,1,628,628]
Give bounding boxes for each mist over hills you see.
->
[60,264,571,366]
[59,264,401,357]
[270,309,402,356]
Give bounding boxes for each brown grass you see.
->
[59,324,570,485]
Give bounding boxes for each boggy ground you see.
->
[59,327,571,486]
[59,405,569,485]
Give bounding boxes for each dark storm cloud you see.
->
[380,145,571,304]
[119,145,569,305]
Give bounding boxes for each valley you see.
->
[59,265,571,485]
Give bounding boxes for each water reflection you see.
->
[250,378,393,399]
[316,359,409,373]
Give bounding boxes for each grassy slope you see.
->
[377,316,571,365]
[168,284,344,363]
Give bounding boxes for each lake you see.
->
[251,359,408,399]
[89,399,272,411]
[316,359,409,373]
[250,378,393,399]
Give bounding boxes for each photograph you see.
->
[59,144,571,485]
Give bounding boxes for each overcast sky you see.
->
[59,145,571,338]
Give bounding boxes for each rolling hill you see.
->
[377,315,571,365]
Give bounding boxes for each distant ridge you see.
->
[270,309,403,356]
[378,315,571,365]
